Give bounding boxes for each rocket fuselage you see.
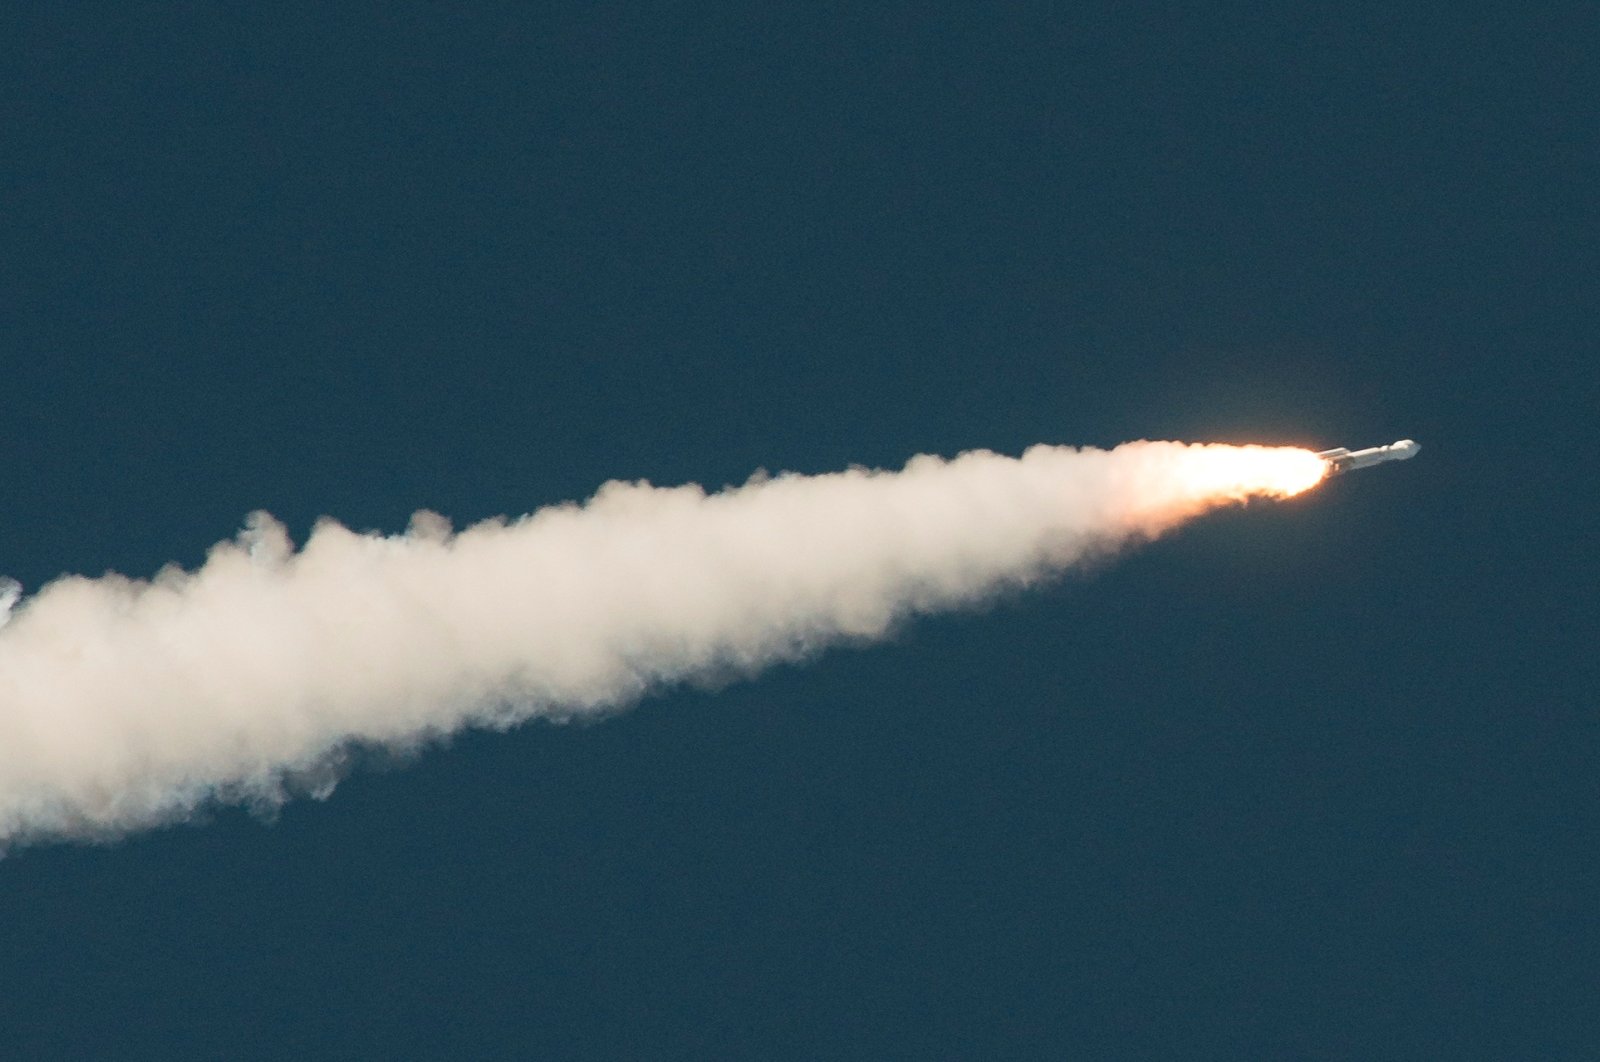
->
[1317,439,1421,475]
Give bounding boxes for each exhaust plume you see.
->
[0,441,1324,845]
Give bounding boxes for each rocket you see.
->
[1316,439,1420,475]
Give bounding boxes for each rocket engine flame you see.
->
[0,439,1321,846]
[1172,445,1329,500]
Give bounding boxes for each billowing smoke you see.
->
[0,578,20,630]
[0,441,1324,845]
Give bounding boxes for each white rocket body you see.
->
[1316,439,1421,475]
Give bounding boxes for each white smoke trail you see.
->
[0,441,1324,845]
[0,577,20,630]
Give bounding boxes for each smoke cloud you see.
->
[0,441,1323,845]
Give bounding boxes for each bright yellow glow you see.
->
[1178,445,1329,500]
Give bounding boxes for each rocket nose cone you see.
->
[1392,439,1419,458]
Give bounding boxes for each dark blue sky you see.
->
[2,4,1595,1058]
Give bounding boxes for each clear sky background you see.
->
[1,4,1594,1059]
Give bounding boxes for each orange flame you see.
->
[1173,445,1329,501]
